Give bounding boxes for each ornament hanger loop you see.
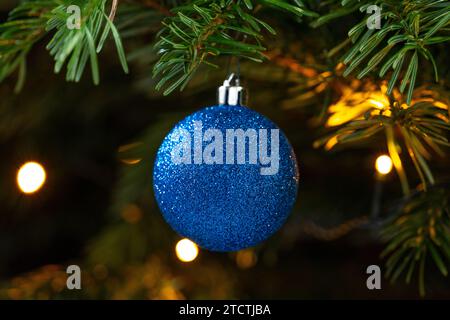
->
[223,73,240,86]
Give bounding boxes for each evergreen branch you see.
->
[0,0,55,91]
[381,187,450,297]
[335,0,450,105]
[153,0,318,95]
[109,0,119,21]
[47,0,129,84]
[0,0,129,88]
[315,83,450,193]
[309,0,362,28]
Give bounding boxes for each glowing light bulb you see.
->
[17,162,46,194]
[375,155,393,175]
[368,99,384,109]
[175,238,199,262]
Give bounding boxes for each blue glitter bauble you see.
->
[153,105,299,251]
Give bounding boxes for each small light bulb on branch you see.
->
[375,155,393,175]
[175,238,199,262]
[17,162,47,194]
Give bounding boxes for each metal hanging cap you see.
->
[217,73,246,106]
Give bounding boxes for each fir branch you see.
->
[309,0,362,28]
[109,0,119,21]
[153,0,318,95]
[0,0,129,88]
[0,0,55,91]
[334,0,450,105]
[46,0,129,84]
[381,187,450,297]
[315,83,450,193]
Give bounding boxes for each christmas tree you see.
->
[0,0,449,299]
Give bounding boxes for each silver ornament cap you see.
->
[218,73,246,106]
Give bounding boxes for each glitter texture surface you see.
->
[153,105,299,251]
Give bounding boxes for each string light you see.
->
[17,162,46,194]
[375,155,393,175]
[175,238,199,262]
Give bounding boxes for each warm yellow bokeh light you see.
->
[175,238,199,262]
[17,162,46,194]
[368,98,387,109]
[375,155,393,175]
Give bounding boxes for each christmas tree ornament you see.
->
[153,74,299,251]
